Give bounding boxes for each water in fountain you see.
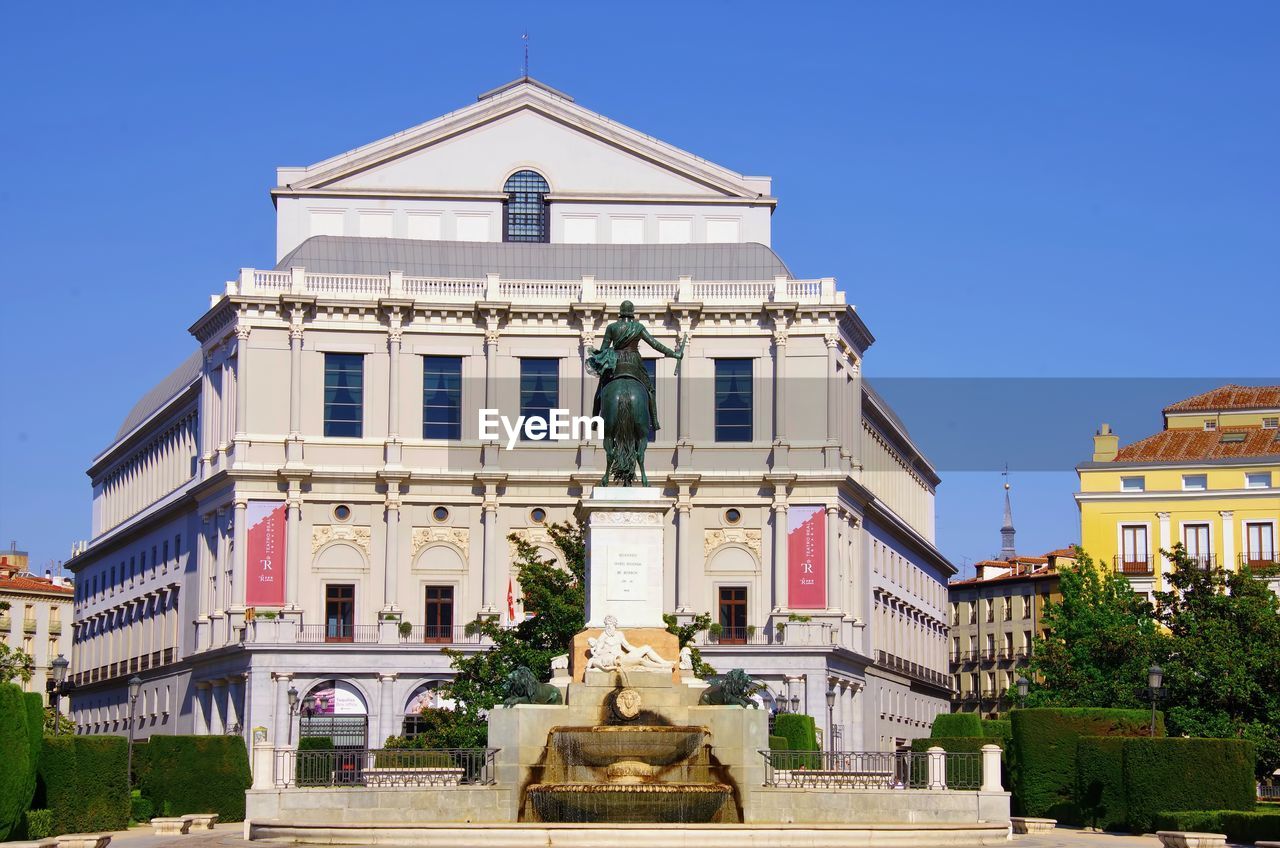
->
[525,725,736,823]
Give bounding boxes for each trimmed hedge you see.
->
[910,736,1003,790]
[36,736,130,835]
[1122,737,1254,833]
[1153,810,1280,843]
[931,713,982,738]
[0,683,36,841]
[773,714,819,768]
[982,719,1012,745]
[1010,708,1159,822]
[768,734,787,751]
[1076,736,1127,831]
[135,736,251,822]
[20,809,53,840]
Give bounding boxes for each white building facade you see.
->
[67,78,952,753]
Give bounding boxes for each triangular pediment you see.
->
[277,79,770,202]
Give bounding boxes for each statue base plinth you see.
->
[577,486,672,630]
[570,628,680,683]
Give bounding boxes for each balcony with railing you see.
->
[876,650,951,690]
[700,621,834,648]
[241,617,492,648]
[230,268,842,307]
[398,625,485,645]
[1115,555,1155,576]
[1240,552,1279,569]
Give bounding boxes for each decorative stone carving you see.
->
[412,526,470,557]
[586,616,673,672]
[312,524,371,556]
[590,512,663,527]
[679,646,693,670]
[704,528,762,559]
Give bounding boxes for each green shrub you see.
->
[931,713,983,738]
[0,683,36,841]
[910,736,1002,790]
[768,734,787,751]
[1153,810,1280,842]
[371,750,455,768]
[1122,737,1254,833]
[37,736,130,835]
[130,791,154,824]
[1009,707,1159,822]
[772,714,819,768]
[982,719,1012,744]
[134,736,251,822]
[1076,736,1127,831]
[20,809,52,840]
[22,692,42,807]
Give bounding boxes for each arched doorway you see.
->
[402,681,456,740]
[300,679,369,750]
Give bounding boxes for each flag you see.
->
[505,576,516,627]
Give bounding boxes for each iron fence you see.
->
[759,750,983,790]
[277,747,498,788]
[296,624,380,644]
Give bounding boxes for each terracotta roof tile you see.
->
[0,574,73,595]
[1045,546,1079,558]
[1164,385,1280,413]
[1113,426,1280,462]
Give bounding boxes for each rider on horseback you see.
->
[585,300,683,431]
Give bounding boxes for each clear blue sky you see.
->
[1,3,1277,578]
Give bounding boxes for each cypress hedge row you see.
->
[981,719,1012,745]
[1075,736,1128,831]
[1152,810,1280,843]
[1009,707,1159,821]
[772,714,819,768]
[135,736,252,822]
[1121,738,1255,833]
[0,683,37,841]
[36,736,130,835]
[930,713,982,738]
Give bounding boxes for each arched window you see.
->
[503,170,550,243]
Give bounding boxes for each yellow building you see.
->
[1077,385,1280,597]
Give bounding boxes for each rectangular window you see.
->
[424,586,454,643]
[1119,525,1150,573]
[1263,417,1279,430]
[175,534,181,558]
[1246,472,1272,489]
[324,353,364,438]
[1182,474,1208,491]
[1182,523,1212,568]
[422,355,463,440]
[1120,476,1145,492]
[1203,419,1217,431]
[324,584,355,643]
[714,359,753,442]
[717,586,748,644]
[1022,594,1031,619]
[642,358,658,442]
[518,358,559,439]
[1245,522,1276,565]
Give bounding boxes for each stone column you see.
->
[383,494,400,612]
[674,482,694,612]
[825,504,839,611]
[232,498,247,612]
[286,483,302,609]
[981,744,1004,792]
[771,487,789,612]
[386,319,402,439]
[479,478,502,614]
[824,334,840,467]
[1156,511,1171,590]
[378,673,398,744]
[771,322,788,444]
[1220,510,1235,570]
[273,673,293,746]
[199,350,214,476]
[285,301,308,468]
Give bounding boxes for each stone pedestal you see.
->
[577,487,671,629]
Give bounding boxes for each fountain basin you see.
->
[553,725,708,768]
[526,783,732,823]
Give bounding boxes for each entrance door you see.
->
[424,585,454,643]
[718,586,747,644]
[325,584,354,642]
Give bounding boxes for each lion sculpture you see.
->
[501,666,563,707]
[698,668,759,708]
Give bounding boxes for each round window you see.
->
[333,505,351,522]
[530,507,547,524]
[432,506,450,523]
[724,508,742,525]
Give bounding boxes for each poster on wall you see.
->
[787,505,826,608]
[245,500,287,606]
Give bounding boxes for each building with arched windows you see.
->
[66,77,953,754]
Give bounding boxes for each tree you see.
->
[44,705,75,735]
[1025,551,1165,709]
[436,522,587,746]
[0,642,34,684]
[1154,544,1280,777]
[663,612,716,678]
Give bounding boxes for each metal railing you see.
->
[1240,552,1279,568]
[278,747,498,788]
[297,624,380,644]
[705,627,770,645]
[759,750,983,790]
[702,623,834,647]
[398,625,485,645]
[1115,556,1155,576]
[876,650,951,689]
[1259,783,1280,801]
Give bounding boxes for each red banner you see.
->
[787,505,826,609]
[245,501,287,607]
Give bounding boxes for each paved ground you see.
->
[98,822,1249,848]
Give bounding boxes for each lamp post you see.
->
[46,654,71,734]
[286,685,299,745]
[1146,665,1165,736]
[1016,676,1029,708]
[825,688,837,753]
[790,694,801,715]
[126,676,142,787]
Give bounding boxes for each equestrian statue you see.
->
[585,300,685,487]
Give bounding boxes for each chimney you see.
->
[1093,423,1119,462]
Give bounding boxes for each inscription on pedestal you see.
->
[606,548,649,601]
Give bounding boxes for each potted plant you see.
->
[745,624,757,639]
[398,620,413,638]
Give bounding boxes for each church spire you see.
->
[1000,466,1016,561]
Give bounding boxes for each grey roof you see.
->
[275,236,793,281]
[114,350,202,441]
